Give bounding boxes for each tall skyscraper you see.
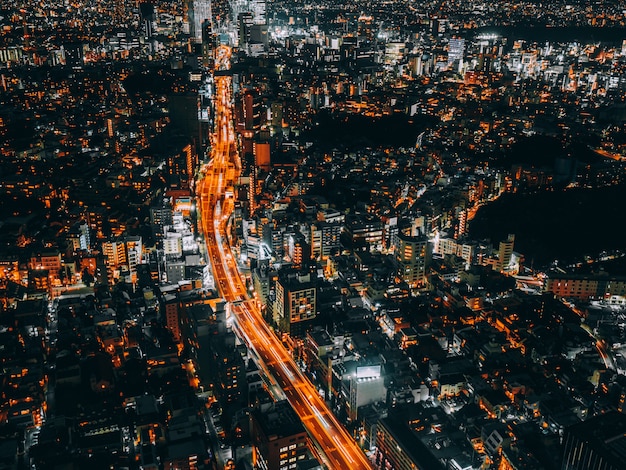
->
[250,0,266,25]
[448,37,465,67]
[238,11,254,48]
[139,2,156,41]
[190,0,212,43]
[201,19,214,67]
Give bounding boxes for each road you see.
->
[196,47,372,470]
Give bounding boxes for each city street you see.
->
[196,47,372,470]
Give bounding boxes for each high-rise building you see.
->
[273,271,317,337]
[286,231,310,269]
[217,347,246,403]
[165,260,186,284]
[346,364,386,421]
[102,239,128,270]
[150,201,174,241]
[240,89,263,132]
[250,0,266,25]
[163,230,183,258]
[183,142,197,183]
[395,232,431,288]
[238,12,254,48]
[29,251,62,277]
[310,222,341,261]
[496,234,515,273]
[139,2,156,41]
[102,236,144,276]
[163,293,181,342]
[189,0,212,43]
[343,214,384,253]
[251,260,277,309]
[382,215,398,252]
[375,414,444,470]
[448,37,465,66]
[250,23,268,50]
[250,400,310,470]
[67,221,91,252]
[201,19,215,68]
[561,411,626,470]
[253,140,271,170]
[125,236,143,272]
[85,207,107,240]
[436,237,476,268]
[357,15,375,41]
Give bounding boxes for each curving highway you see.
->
[196,47,372,470]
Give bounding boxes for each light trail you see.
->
[196,46,372,470]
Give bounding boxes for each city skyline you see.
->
[1,1,626,470]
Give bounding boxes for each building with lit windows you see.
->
[343,214,384,253]
[125,236,143,272]
[150,201,173,241]
[163,293,181,342]
[252,261,279,317]
[182,142,197,184]
[201,19,214,68]
[250,0,266,25]
[310,222,341,261]
[436,237,477,268]
[496,234,515,273]
[273,271,317,337]
[375,414,444,470]
[217,347,245,403]
[254,140,271,171]
[250,400,310,470]
[102,236,143,276]
[163,230,183,258]
[189,0,212,43]
[395,232,431,288]
[67,221,91,252]
[239,89,263,132]
[29,251,62,277]
[102,239,128,270]
[238,11,254,48]
[448,37,465,67]
[544,272,626,302]
[286,231,310,269]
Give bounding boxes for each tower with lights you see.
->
[190,0,213,43]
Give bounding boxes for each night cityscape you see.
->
[2,0,626,469]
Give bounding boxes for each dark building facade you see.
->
[561,411,626,470]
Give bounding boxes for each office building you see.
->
[375,415,444,470]
[310,222,341,261]
[343,215,384,253]
[189,0,212,43]
[496,234,515,273]
[395,232,431,289]
[561,411,626,470]
[251,400,310,470]
[448,37,465,67]
[273,271,317,337]
[163,293,181,342]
